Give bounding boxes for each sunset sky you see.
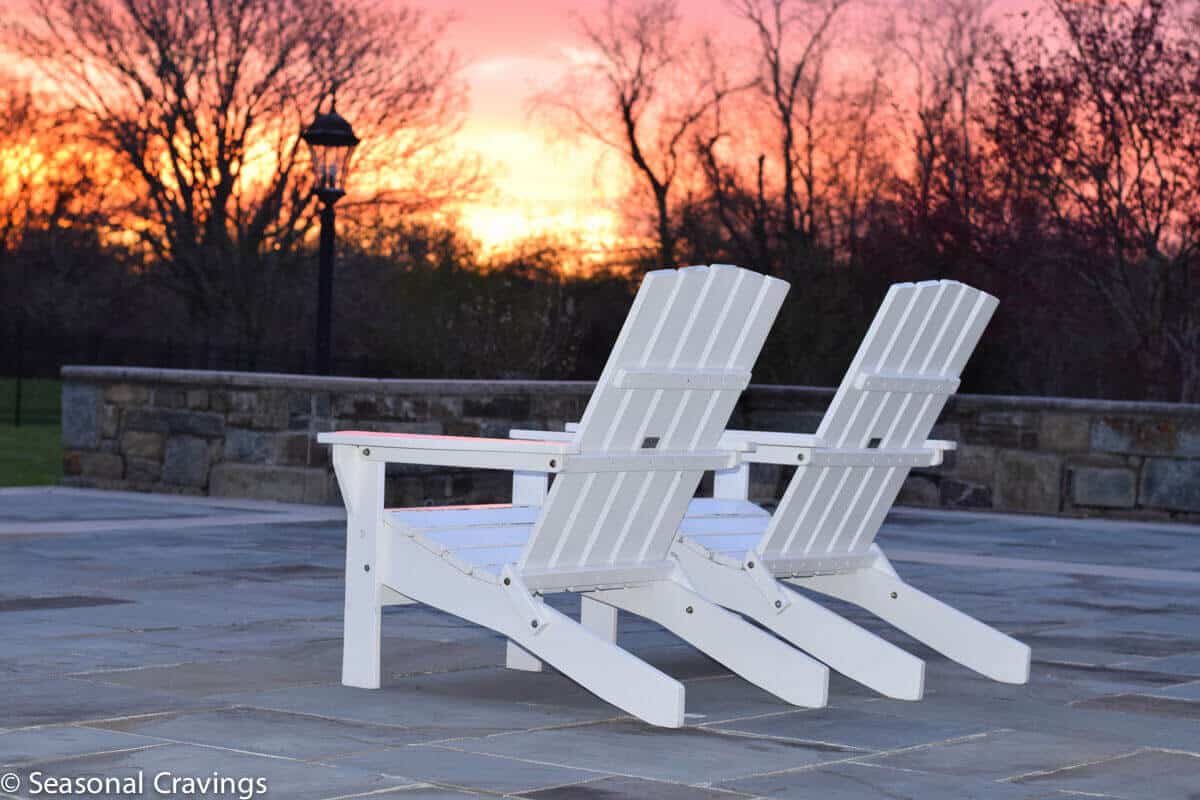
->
[428,0,1033,255]
[1,0,1037,256]
[430,0,682,256]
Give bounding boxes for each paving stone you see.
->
[88,707,434,759]
[1014,748,1200,799]
[721,761,1040,799]
[5,490,1200,798]
[520,775,747,799]
[0,676,210,728]
[862,729,1134,782]
[0,726,156,767]
[1147,679,1200,701]
[1071,692,1200,721]
[709,706,990,751]
[332,744,603,795]
[369,789,489,799]
[5,742,414,800]
[211,678,614,739]
[451,721,851,783]
[1113,652,1200,677]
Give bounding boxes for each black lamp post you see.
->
[302,101,359,375]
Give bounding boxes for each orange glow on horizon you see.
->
[2,0,1045,262]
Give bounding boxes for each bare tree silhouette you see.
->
[534,0,739,269]
[733,0,848,259]
[989,0,1200,400]
[8,0,473,346]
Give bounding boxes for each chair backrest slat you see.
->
[519,265,788,576]
[757,280,996,563]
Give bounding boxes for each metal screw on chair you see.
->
[362,448,370,456]
[890,591,898,599]
[774,600,783,608]
[503,577,511,586]
[531,620,539,628]
[685,606,694,614]
[549,459,557,468]
[747,561,755,569]
[364,564,370,572]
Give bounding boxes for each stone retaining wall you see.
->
[61,366,1200,521]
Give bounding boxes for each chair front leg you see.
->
[332,445,386,689]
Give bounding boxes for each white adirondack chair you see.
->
[513,280,1031,701]
[319,264,831,729]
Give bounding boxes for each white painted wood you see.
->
[521,265,788,575]
[512,471,548,506]
[756,281,997,562]
[581,595,618,641]
[319,431,572,455]
[713,463,750,501]
[672,544,924,700]
[506,640,544,672]
[381,532,685,726]
[720,430,820,448]
[590,577,829,708]
[668,279,1030,693]
[331,445,386,689]
[367,446,564,473]
[613,367,752,390]
[323,265,822,725]
[855,372,961,394]
[509,429,575,443]
[558,450,738,474]
[790,561,1031,684]
[519,561,677,592]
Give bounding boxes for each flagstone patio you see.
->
[2,487,1199,799]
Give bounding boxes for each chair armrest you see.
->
[318,431,572,472]
[509,428,575,443]
[719,429,956,467]
[720,429,820,451]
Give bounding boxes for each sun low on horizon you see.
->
[429,0,660,260]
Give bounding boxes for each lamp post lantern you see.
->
[302,101,359,375]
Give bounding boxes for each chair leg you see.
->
[505,641,543,672]
[385,536,686,727]
[333,446,385,690]
[506,597,615,672]
[672,545,924,700]
[590,579,829,708]
[582,595,618,640]
[790,559,1031,685]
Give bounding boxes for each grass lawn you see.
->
[0,423,62,486]
[0,377,62,426]
[0,378,63,486]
